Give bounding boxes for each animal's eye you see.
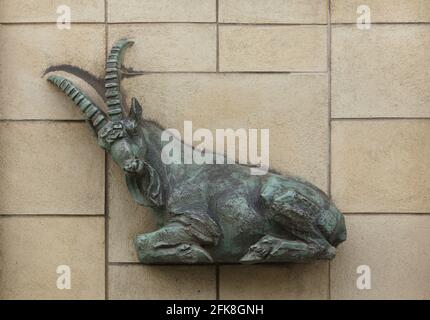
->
[98,122,125,143]
[125,120,138,135]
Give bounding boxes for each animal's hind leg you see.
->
[134,222,215,264]
[240,235,335,264]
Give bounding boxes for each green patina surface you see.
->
[47,38,346,264]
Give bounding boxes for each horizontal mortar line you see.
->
[0,214,105,217]
[0,119,85,122]
[218,22,328,26]
[136,71,328,75]
[0,22,106,25]
[45,70,328,75]
[343,212,430,215]
[3,21,429,26]
[0,21,325,26]
[107,22,328,26]
[332,22,430,25]
[108,21,216,25]
[216,70,328,74]
[331,117,430,121]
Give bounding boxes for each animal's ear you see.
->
[129,97,143,121]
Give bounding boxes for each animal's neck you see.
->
[140,120,207,193]
[142,120,165,156]
[141,121,179,194]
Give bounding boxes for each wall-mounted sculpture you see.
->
[47,38,346,264]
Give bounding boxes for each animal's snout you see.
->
[123,158,144,174]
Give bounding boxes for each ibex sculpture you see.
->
[47,39,346,264]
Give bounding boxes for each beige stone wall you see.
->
[0,0,429,300]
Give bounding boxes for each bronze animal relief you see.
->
[47,39,346,264]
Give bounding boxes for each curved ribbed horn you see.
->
[48,75,108,133]
[105,38,134,120]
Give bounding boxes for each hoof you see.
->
[239,236,274,264]
[239,251,264,264]
[134,234,214,264]
[320,245,336,260]
[177,244,214,264]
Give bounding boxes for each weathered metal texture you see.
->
[47,38,346,264]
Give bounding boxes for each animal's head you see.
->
[96,98,146,175]
[48,39,162,207]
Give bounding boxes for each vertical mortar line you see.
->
[327,0,332,301]
[104,154,109,301]
[216,0,220,73]
[215,0,220,300]
[104,0,109,301]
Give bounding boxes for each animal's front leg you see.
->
[134,223,214,264]
[240,235,335,264]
